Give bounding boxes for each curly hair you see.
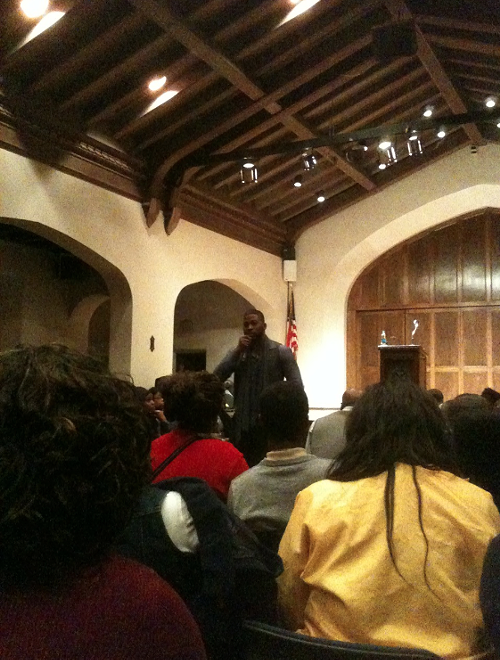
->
[162,371,224,433]
[0,344,151,592]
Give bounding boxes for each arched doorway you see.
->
[174,280,258,372]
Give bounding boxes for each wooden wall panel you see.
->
[434,311,459,367]
[407,237,432,304]
[462,309,487,366]
[462,217,487,302]
[433,224,459,304]
[348,210,500,398]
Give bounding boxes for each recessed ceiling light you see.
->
[148,76,166,92]
[316,191,325,203]
[293,174,303,188]
[422,105,434,118]
[20,0,49,18]
[497,121,500,128]
[485,96,497,108]
[437,127,446,139]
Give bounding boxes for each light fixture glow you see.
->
[20,10,64,44]
[20,0,49,18]
[485,96,497,108]
[316,191,325,203]
[497,121,500,128]
[302,150,317,171]
[422,105,434,118]
[148,76,167,92]
[378,138,392,150]
[143,90,179,114]
[293,174,303,188]
[280,0,321,26]
[378,147,396,169]
[407,133,423,156]
[240,160,258,184]
[437,127,446,139]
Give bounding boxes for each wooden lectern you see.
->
[379,345,427,388]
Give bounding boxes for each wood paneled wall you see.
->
[347,209,500,400]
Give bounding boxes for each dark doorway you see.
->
[175,351,206,372]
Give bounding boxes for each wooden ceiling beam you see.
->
[415,15,500,36]
[426,34,500,58]
[384,0,484,145]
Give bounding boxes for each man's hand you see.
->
[237,335,252,353]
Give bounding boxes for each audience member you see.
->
[278,374,500,659]
[482,387,500,409]
[214,308,303,467]
[150,371,248,500]
[228,382,330,551]
[116,475,282,660]
[0,344,206,660]
[427,388,444,406]
[135,386,170,440]
[443,393,500,509]
[480,534,500,656]
[306,388,362,459]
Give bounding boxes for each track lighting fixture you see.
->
[437,127,446,139]
[378,146,397,169]
[485,96,497,108]
[378,137,392,150]
[240,158,258,183]
[302,149,317,171]
[316,191,325,203]
[407,133,423,156]
[293,174,303,188]
[422,105,434,118]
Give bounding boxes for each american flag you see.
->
[286,286,298,358]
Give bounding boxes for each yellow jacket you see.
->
[278,465,500,659]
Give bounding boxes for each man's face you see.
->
[243,313,266,339]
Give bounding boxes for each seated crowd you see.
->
[3,344,500,659]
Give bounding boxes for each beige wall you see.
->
[0,148,285,386]
[297,144,500,409]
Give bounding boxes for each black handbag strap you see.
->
[151,435,200,481]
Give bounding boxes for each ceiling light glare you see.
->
[242,158,255,169]
[378,161,387,170]
[240,160,258,184]
[422,105,434,118]
[497,121,500,128]
[378,138,392,150]
[143,89,178,114]
[148,76,167,92]
[21,10,64,43]
[293,175,303,188]
[280,0,321,26]
[316,191,325,203]
[20,0,49,18]
[407,134,423,156]
[485,96,497,108]
[437,127,446,139]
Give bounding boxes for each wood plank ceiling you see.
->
[1,0,499,255]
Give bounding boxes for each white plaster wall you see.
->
[0,149,285,386]
[297,144,500,409]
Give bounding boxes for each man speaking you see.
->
[214,308,303,466]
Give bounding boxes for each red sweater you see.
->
[151,428,248,500]
[0,555,206,659]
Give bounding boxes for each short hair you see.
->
[243,308,265,323]
[259,381,309,445]
[482,388,500,406]
[162,371,224,432]
[0,344,151,592]
[134,385,150,403]
[426,388,444,405]
[340,388,362,410]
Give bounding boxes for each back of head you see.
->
[329,374,456,481]
[442,393,489,424]
[162,371,224,433]
[259,381,309,448]
[482,387,500,408]
[340,388,362,410]
[0,344,150,592]
[427,388,444,405]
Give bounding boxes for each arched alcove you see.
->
[347,208,500,400]
[0,219,132,374]
[174,280,260,372]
